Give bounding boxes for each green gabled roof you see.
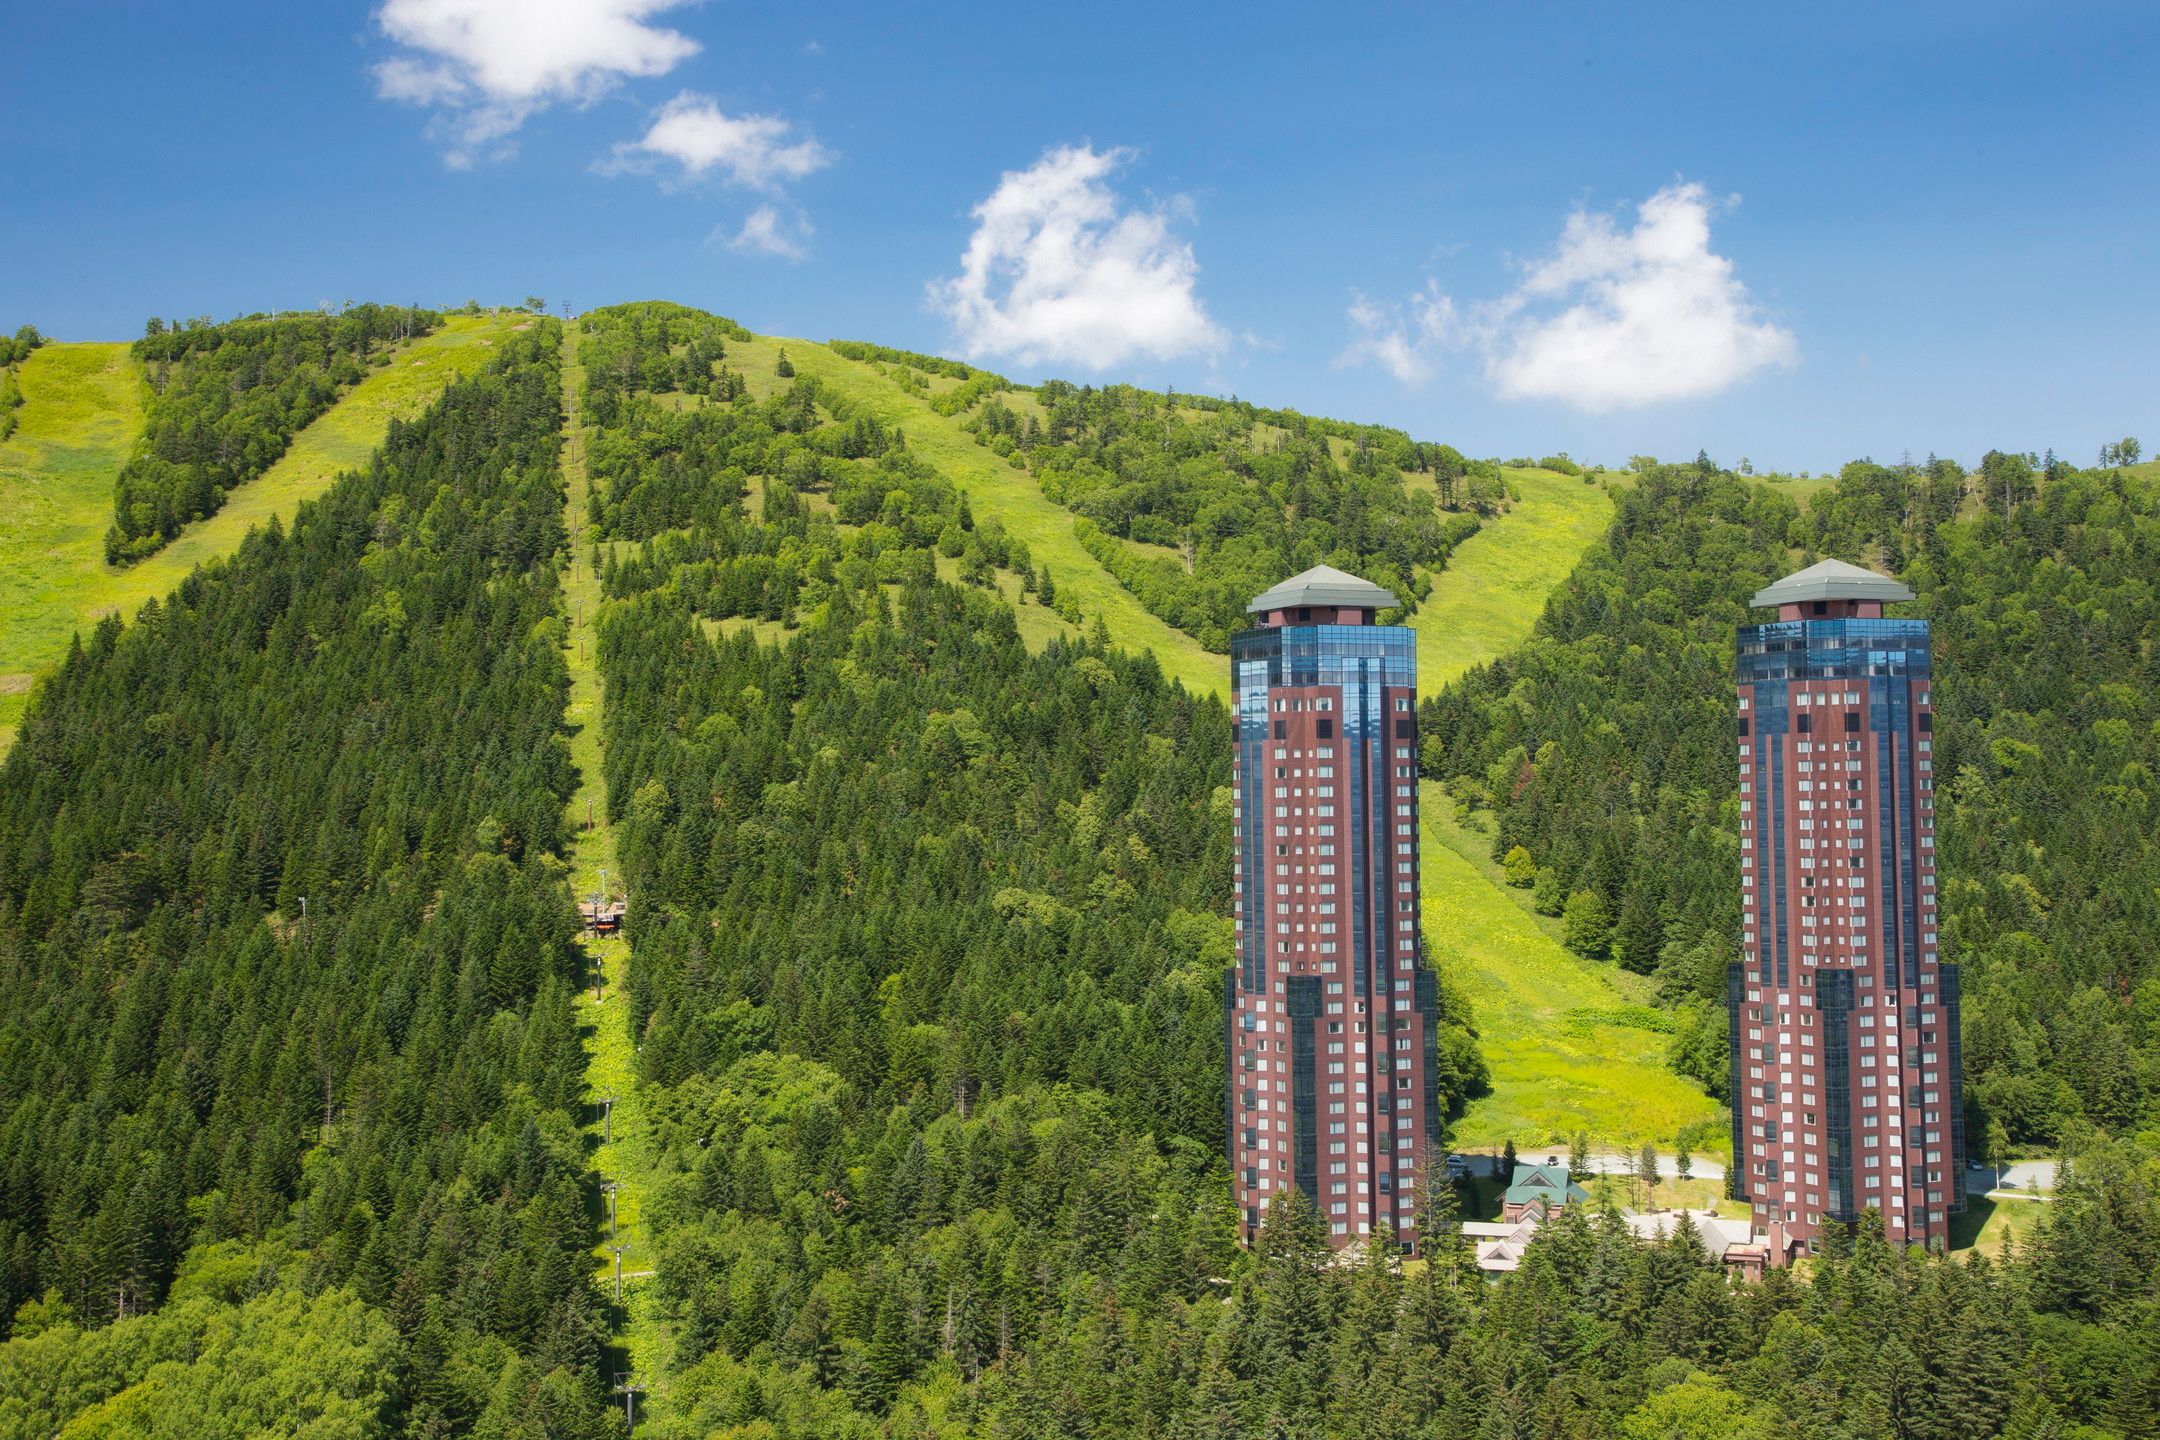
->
[1505,1162,1590,1206]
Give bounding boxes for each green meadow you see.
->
[0,342,146,749]
[1421,782,1722,1151]
[557,326,674,1410]
[1408,465,1614,689]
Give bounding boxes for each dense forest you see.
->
[571,303,1486,1432]
[0,326,622,1436]
[1422,454,2160,1153]
[941,369,1494,649]
[105,305,441,563]
[0,324,44,442]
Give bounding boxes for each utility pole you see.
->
[602,1178,620,1238]
[611,1244,627,1304]
[601,1094,617,1144]
[612,1374,645,1430]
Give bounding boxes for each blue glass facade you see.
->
[1232,624,1416,998]
[1735,617,1932,996]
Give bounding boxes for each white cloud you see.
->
[1343,182,1796,411]
[1340,283,1462,385]
[373,0,699,166]
[721,204,812,262]
[607,93,833,188]
[929,144,1225,370]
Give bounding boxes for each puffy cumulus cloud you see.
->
[1489,182,1797,409]
[720,204,812,262]
[607,94,833,188]
[929,145,1225,371]
[1343,182,1796,411]
[373,0,699,166]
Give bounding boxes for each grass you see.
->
[0,342,145,748]
[560,324,673,1413]
[755,334,1226,698]
[701,615,794,647]
[938,555,1080,653]
[1422,781,1720,1152]
[1457,1171,1733,1223]
[1950,1191,2050,1259]
[1395,468,1718,1151]
[1409,466,1613,689]
[0,315,517,754]
[1753,473,1838,509]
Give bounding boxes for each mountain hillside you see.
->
[1,303,2155,1439]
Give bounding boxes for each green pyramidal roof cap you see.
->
[1750,557,1914,609]
[1247,564,1399,615]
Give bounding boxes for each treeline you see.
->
[105,305,441,563]
[960,381,1482,649]
[825,341,1013,413]
[1422,453,2160,1150]
[826,338,987,381]
[0,325,44,368]
[0,326,622,1437]
[0,324,44,442]
[960,1134,2160,1440]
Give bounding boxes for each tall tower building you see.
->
[1729,559,1963,1260]
[1227,566,1440,1250]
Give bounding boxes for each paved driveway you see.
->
[1968,1159,2057,1193]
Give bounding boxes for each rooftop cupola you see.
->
[1247,564,1399,627]
[1750,558,1913,621]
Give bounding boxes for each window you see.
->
[1318,718,1334,740]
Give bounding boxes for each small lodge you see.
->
[1501,1161,1590,1222]
[1460,1206,1768,1279]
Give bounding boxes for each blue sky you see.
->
[3,1,2154,471]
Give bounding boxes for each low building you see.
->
[1501,1162,1589,1222]
[1624,1209,1772,1281]
[1463,1215,1543,1273]
[1463,1204,1770,1278]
